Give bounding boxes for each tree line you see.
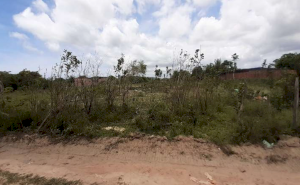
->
[1,52,299,91]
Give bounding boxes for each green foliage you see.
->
[17,69,42,87]
[274,53,300,75]
[270,73,296,109]
[48,108,91,136]
[61,50,82,76]
[0,169,82,185]
[128,76,149,84]
[0,108,32,132]
[0,50,298,145]
[0,71,18,90]
[234,100,288,144]
[0,69,48,91]
[154,65,163,78]
[203,58,238,78]
[191,66,203,79]
[114,53,125,76]
[4,87,13,93]
[171,70,190,81]
[135,102,171,133]
[128,60,147,77]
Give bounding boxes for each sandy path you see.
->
[0,135,300,185]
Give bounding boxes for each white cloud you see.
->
[11,0,300,74]
[135,0,161,14]
[9,32,29,40]
[9,32,41,53]
[189,0,218,7]
[45,42,60,51]
[32,0,49,12]
[158,5,194,39]
[189,0,300,68]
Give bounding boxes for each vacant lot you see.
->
[1,76,300,145]
[1,55,300,184]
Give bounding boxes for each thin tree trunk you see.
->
[293,77,299,129]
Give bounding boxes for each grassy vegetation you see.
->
[0,75,299,145]
[0,170,82,185]
[1,51,299,145]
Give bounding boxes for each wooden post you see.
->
[293,77,299,129]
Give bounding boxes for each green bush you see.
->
[0,108,33,132]
[49,109,90,136]
[4,87,13,93]
[233,100,286,144]
[271,74,296,109]
[134,102,171,133]
[0,73,296,145]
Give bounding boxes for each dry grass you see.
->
[0,170,82,185]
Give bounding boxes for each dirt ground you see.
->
[0,134,300,185]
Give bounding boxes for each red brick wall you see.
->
[220,69,296,80]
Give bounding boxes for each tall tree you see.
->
[232,53,239,79]
[128,60,147,77]
[114,53,125,78]
[138,60,147,76]
[18,69,42,87]
[154,65,162,78]
[274,53,300,75]
[262,59,267,68]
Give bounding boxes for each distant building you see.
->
[74,76,107,87]
[220,68,296,80]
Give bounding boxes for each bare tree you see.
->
[262,59,267,68]
[232,53,239,79]
[77,53,102,114]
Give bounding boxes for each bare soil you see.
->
[0,134,300,185]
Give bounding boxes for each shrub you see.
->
[0,108,32,132]
[270,87,287,110]
[49,109,90,136]
[4,87,13,93]
[270,74,296,110]
[233,100,286,144]
[134,102,171,133]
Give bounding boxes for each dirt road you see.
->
[0,134,300,185]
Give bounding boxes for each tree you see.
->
[114,53,125,78]
[166,66,172,78]
[202,59,233,77]
[231,53,239,79]
[138,60,147,76]
[154,65,162,78]
[18,69,42,87]
[0,71,18,89]
[128,60,139,76]
[191,66,203,79]
[60,50,81,78]
[190,49,204,68]
[262,59,267,68]
[171,70,190,81]
[0,80,3,94]
[124,59,147,77]
[232,53,239,63]
[274,53,300,75]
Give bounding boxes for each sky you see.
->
[0,0,300,76]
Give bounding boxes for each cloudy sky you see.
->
[0,0,300,76]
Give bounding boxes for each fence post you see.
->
[293,77,299,129]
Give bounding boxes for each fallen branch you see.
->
[0,111,9,117]
[37,111,51,132]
